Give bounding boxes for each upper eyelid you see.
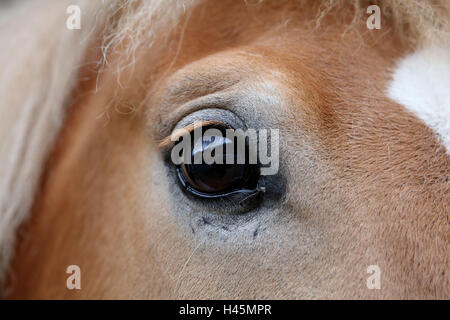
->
[154,86,246,138]
[158,120,226,150]
[157,105,246,149]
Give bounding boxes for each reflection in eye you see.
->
[174,124,260,199]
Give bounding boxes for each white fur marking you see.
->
[388,46,450,153]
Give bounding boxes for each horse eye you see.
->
[176,126,259,198]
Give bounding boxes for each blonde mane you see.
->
[0,0,448,290]
[0,0,108,287]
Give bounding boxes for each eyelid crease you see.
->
[158,120,225,150]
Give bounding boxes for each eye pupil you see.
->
[177,125,259,197]
[181,162,246,193]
